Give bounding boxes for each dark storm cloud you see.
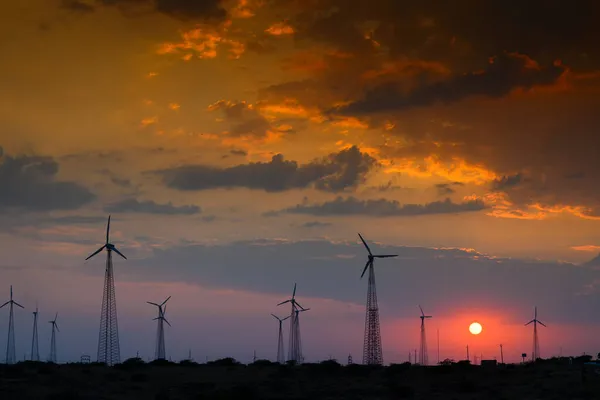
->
[270,196,486,217]
[435,182,464,196]
[334,54,564,115]
[62,0,227,21]
[0,152,95,212]
[120,239,600,324]
[103,198,201,215]
[156,146,377,192]
[492,173,525,191]
[300,221,332,228]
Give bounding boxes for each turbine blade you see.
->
[147,302,159,307]
[271,313,279,321]
[55,324,60,332]
[374,254,398,258]
[14,301,24,309]
[85,246,105,260]
[163,318,171,327]
[153,317,159,321]
[525,320,534,326]
[0,301,8,308]
[106,215,111,244]
[277,300,290,306]
[538,320,547,327]
[55,312,58,321]
[161,296,171,306]
[112,247,127,260]
[292,283,296,298]
[358,233,373,255]
[282,315,291,321]
[294,301,305,310]
[360,260,370,278]
[419,305,424,316]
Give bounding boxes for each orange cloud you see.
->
[157,23,245,60]
[384,156,498,184]
[571,245,600,252]
[140,116,158,127]
[265,22,294,36]
[168,103,180,111]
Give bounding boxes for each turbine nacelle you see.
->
[85,216,127,261]
[358,233,398,278]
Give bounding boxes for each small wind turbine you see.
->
[418,305,432,365]
[148,296,171,360]
[525,306,546,362]
[1,286,24,364]
[358,233,397,365]
[271,314,291,364]
[31,304,40,361]
[277,284,306,363]
[48,313,59,363]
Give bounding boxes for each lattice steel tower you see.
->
[271,313,290,363]
[418,305,432,365]
[85,215,127,366]
[358,234,397,365]
[48,313,59,363]
[30,305,40,361]
[147,296,171,360]
[525,306,546,362]
[1,286,24,364]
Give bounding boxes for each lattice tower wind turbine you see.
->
[277,283,306,363]
[48,313,59,363]
[293,307,310,364]
[147,296,171,360]
[525,306,546,362]
[30,304,40,361]
[418,305,432,365]
[85,215,127,366]
[1,285,24,364]
[271,313,290,363]
[358,234,397,365]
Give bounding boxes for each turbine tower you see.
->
[147,296,171,360]
[525,306,546,362]
[277,283,306,363]
[85,215,127,366]
[358,233,397,365]
[271,313,290,363]
[48,313,59,363]
[31,305,40,361]
[1,285,24,364]
[293,307,310,364]
[418,305,432,365]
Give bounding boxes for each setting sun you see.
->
[469,322,483,335]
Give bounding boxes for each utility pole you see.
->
[500,344,504,364]
[408,351,411,364]
[414,349,417,364]
[437,328,440,364]
[466,345,469,362]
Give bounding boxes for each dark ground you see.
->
[1,357,599,399]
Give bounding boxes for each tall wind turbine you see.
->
[85,215,127,366]
[525,306,546,362]
[418,305,432,365]
[147,296,171,360]
[1,286,24,364]
[31,304,40,361]
[358,233,397,365]
[48,313,59,363]
[271,314,290,363]
[277,283,305,363]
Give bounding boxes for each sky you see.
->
[1,0,600,365]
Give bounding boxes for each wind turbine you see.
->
[85,215,127,366]
[147,296,171,360]
[271,314,290,363]
[358,233,397,365]
[1,285,24,364]
[293,307,310,364]
[418,305,432,365]
[277,283,305,363]
[31,304,40,361]
[525,306,546,362]
[48,313,59,363]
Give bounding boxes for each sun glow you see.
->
[469,322,483,335]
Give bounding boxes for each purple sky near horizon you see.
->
[1,0,600,365]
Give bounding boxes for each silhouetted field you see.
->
[1,357,599,399]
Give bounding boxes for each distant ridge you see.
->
[581,253,600,267]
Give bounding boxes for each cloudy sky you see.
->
[1,0,600,364]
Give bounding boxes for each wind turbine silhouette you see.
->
[147,296,171,360]
[1,285,24,364]
[358,233,397,365]
[85,215,127,366]
[271,313,291,364]
[48,313,59,363]
[277,283,305,363]
[418,305,432,365]
[525,306,546,362]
